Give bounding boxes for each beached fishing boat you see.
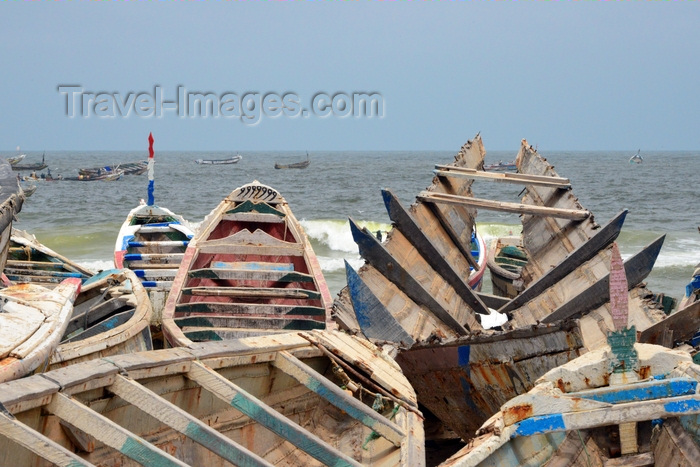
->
[5,229,95,287]
[486,236,528,298]
[6,153,26,165]
[0,330,425,467]
[630,149,644,164]
[274,152,310,169]
[194,154,242,165]
[483,160,516,171]
[162,180,333,348]
[115,203,195,317]
[0,159,24,273]
[79,160,148,176]
[680,264,700,311]
[49,268,154,370]
[0,278,81,383]
[11,153,47,172]
[334,135,672,442]
[443,248,700,466]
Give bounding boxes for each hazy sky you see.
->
[1,2,698,151]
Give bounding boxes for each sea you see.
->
[6,149,699,305]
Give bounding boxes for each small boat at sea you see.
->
[0,278,81,383]
[5,229,95,287]
[0,330,424,466]
[162,180,333,348]
[486,236,528,298]
[630,149,644,164]
[274,152,310,169]
[62,169,124,181]
[79,160,148,176]
[6,154,26,165]
[11,153,47,172]
[20,184,36,197]
[444,247,700,466]
[483,160,516,171]
[194,154,242,165]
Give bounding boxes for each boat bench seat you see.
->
[188,268,313,283]
[127,240,189,248]
[127,262,183,269]
[222,212,285,223]
[175,302,327,317]
[182,286,321,300]
[184,327,297,341]
[141,280,173,289]
[133,269,178,279]
[124,253,184,264]
[137,225,181,234]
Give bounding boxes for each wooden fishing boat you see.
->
[11,153,47,172]
[486,236,528,298]
[0,330,425,466]
[0,159,24,273]
[680,263,700,311]
[630,149,644,164]
[79,160,148,176]
[5,229,96,287]
[162,180,333,348]
[274,152,310,169]
[0,278,82,383]
[443,248,700,466]
[194,154,242,165]
[6,153,26,165]
[49,268,154,369]
[62,170,124,181]
[334,135,672,442]
[483,160,516,171]
[115,203,195,318]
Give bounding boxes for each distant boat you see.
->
[11,153,47,172]
[629,149,643,164]
[484,160,517,171]
[194,154,242,165]
[79,160,148,176]
[62,169,124,181]
[274,152,310,169]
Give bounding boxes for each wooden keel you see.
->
[344,260,415,346]
[382,189,489,315]
[349,218,469,336]
[499,210,629,314]
[187,361,363,467]
[46,392,189,467]
[108,374,273,467]
[541,235,665,324]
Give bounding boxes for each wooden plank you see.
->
[640,301,700,347]
[272,351,405,446]
[175,316,325,331]
[433,166,571,188]
[127,240,189,248]
[0,408,92,466]
[541,235,664,324]
[182,287,320,300]
[426,201,479,271]
[349,218,468,336]
[603,452,654,467]
[418,192,591,220]
[109,375,273,467]
[187,361,362,467]
[499,210,628,314]
[198,243,304,256]
[175,302,327,317]
[47,392,189,466]
[345,260,415,346]
[124,253,184,261]
[222,212,285,223]
[188,268,313,283]
[476,292,510,310]
[64,296,127,336]
[382,189,489,315]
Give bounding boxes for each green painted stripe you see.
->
[183,422,269,467]
[121,437,183,467]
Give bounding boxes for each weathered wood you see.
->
[344,261,415,346]
[541,235,664,324]
[109,374,273,467]
[272,350,405,446]
[0,408,92,466]
[187,361,363,467]
[222,212,285,223]
[47,392,189,466]
[476,292,510,310]
[498,210,628,314]
[434,165,571,188]
[349,218,469,336]
[603,452,654,466]
[182,286,321,300]
[382,189,489,315]
[418,192,591,220]
[64,296,128,336]
[188,268,313,283]
[426,201,479,271]
[640,301,700,347]
[176,302,327,317]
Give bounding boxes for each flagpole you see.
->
[147,133,155,206]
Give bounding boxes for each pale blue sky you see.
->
[1,2,698,151]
